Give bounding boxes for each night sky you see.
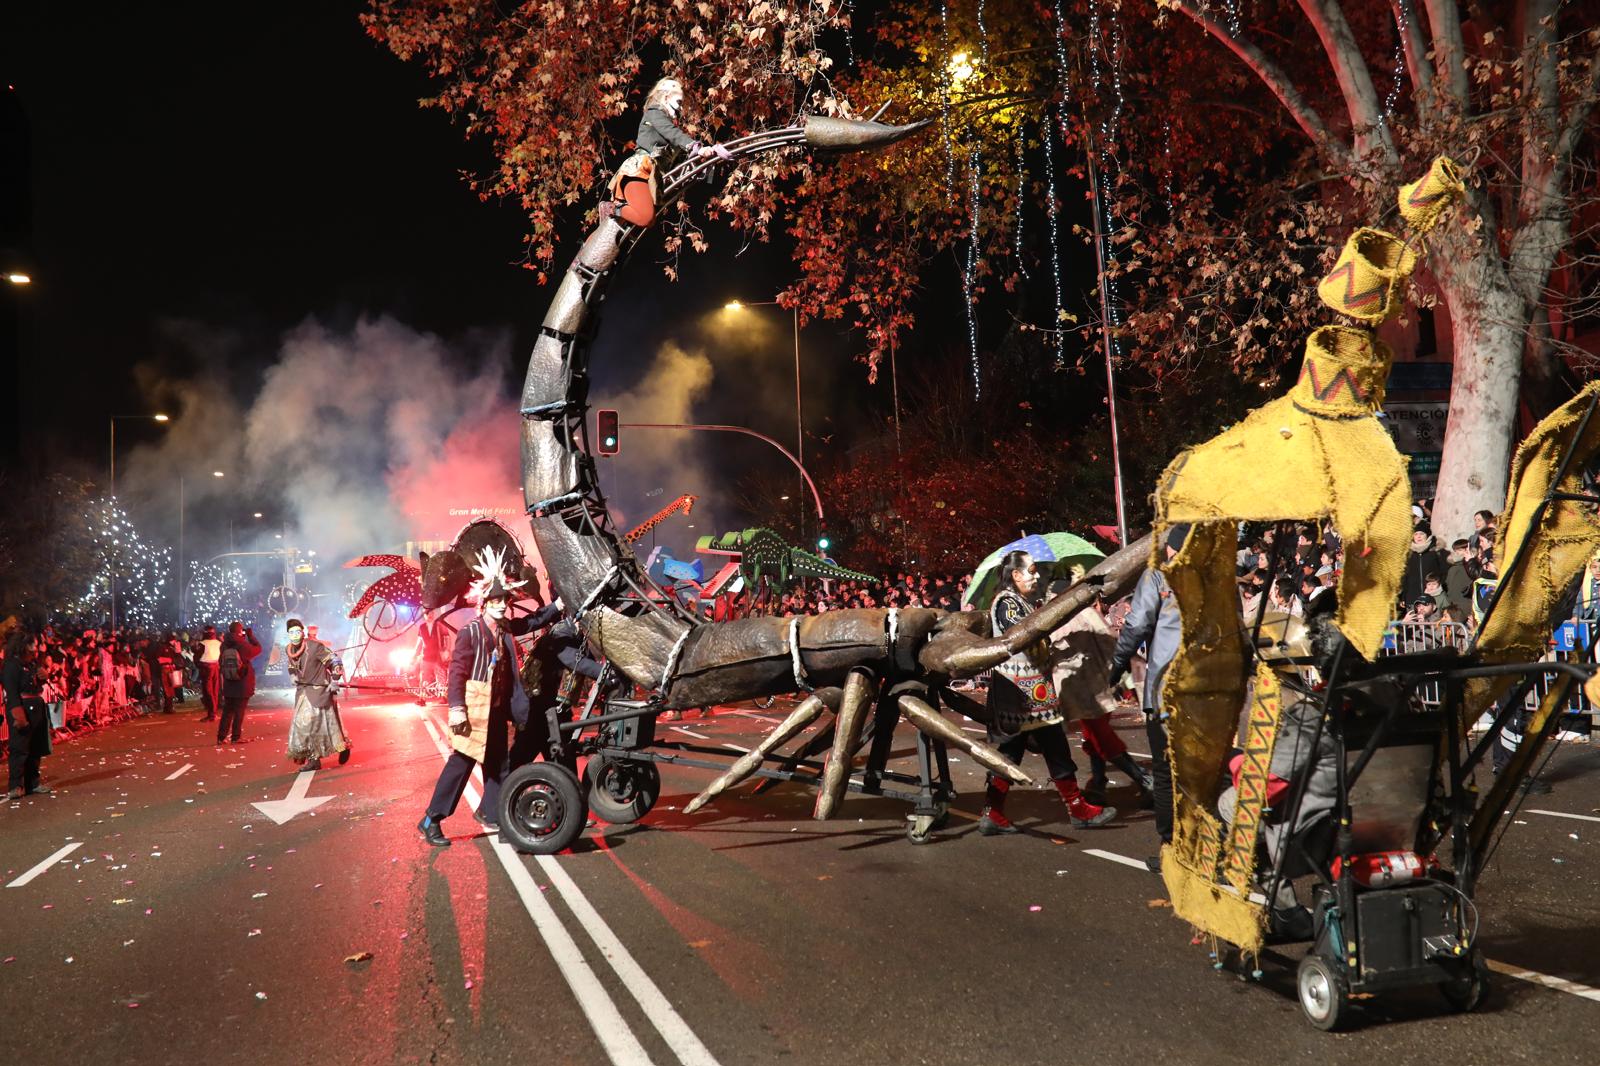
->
[1,2,907,471]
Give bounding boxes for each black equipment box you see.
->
[1355,883,1460,984]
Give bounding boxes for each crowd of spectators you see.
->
[1231,502,1502,635]
[772,571,974,616]
[1,621,260,745]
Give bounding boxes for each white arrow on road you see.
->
[251,769,333,825]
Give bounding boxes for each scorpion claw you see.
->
[813,669,877,821]
[684,688,841,814]
[898,695,1034,786]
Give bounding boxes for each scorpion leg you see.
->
[683,687,842,814]
[812,668,877,820]
[898,695,1035,786]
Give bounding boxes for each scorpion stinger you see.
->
[519,109,1148,823]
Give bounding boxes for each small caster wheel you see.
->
[1296,953,1350,1031]
[500,763,586,855]
[906,813,936,844]
[1441,952,1491,1013]
[582,756,661,825]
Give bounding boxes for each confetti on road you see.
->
[344,952,374,964]
[247,929,262,937]
[255,992,267,1001]
[1028,905,1043,912]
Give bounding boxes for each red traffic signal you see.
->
[596,409,620,456]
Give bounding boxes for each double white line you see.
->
[417,709,720,1066]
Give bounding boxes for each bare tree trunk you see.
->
[1430,252,1529,541]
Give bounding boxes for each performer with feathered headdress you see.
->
[417,546,563,847]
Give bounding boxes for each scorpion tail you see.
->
[812,669,877,820]
[684,687,841,814]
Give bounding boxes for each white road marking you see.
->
[670,726,711,740]
[415,711,653,1066]
[165,763,193,781]
[1486,959,1600,1003]
[7,841,84,888]
[1083,848,1151,871]
[250,770,333,825]
[1527,808,1600,825]
[729,710,778,724]
[537,855,723,1066]
[419,707,721,1066]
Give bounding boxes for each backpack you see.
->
[220,647,243,682]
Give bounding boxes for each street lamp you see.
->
[5,273,29,285]
[108,412,171,632]
[723,298,805,540]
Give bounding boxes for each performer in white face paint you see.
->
[417,547,562,847]
[284,617,348,771]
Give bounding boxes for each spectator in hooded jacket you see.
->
[217,622,263,745]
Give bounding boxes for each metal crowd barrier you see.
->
[1378,618,1597,727]
[1378,620,1470,708]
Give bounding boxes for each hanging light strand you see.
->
[1013,120,1030,279]
[1042,109,1067,371]
[963,144,984,397]
[940,2,956,204]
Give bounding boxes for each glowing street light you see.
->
[253,512,263,518]
[212,470,225,478]
[153,413,170,422]
[724,299,743,311]
[5,272,30,285]
[947,50,977,85]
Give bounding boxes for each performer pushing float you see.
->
[285,618,350,771]
[417,546,563,847]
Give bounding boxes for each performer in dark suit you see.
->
[417,547,560,847]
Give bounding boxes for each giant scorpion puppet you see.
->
[507,112,1600,1027]
[513,109,1151,831]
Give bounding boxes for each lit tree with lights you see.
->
[72,497,173,630]
[186,561,248,629]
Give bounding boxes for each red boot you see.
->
[1055,777,1117,828]
[978,779,1020,836]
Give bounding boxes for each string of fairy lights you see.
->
[1383,1,1409,127]
[963,144,983,397]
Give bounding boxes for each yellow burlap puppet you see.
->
[1146,156,1464,955]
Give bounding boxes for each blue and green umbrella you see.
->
[962,532,1105,612]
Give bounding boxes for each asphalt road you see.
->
[4,691,1598,1065]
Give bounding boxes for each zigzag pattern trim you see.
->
[1298,358,1373,404]
[1320,260,1388,311]
[1221,665,1285,892]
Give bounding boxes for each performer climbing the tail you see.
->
[285,618,349,770]
[417,547,563,847]
[607,76,733,228]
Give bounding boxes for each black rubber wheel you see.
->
[1297,953,1351,1031]
[499,763,586,855]
[1440,954,1491,1013]
[582,756,661,825]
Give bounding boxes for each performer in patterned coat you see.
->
[978,550,1116,836]
[285,618,349,770]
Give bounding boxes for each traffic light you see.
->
[596,409,620,456]
[816,534,831,552]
